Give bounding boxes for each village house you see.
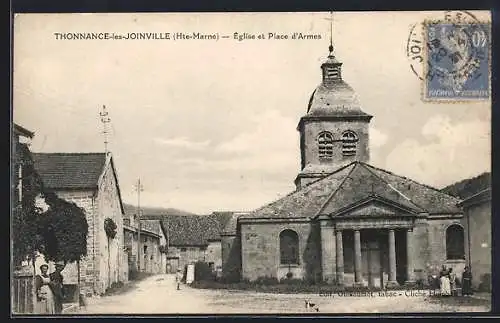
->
[221,44,471,288]
[32,152,126,297]
[123,204,167,275]
[442,173,491,292]
[160,212,232,275]
[460,188,491,291]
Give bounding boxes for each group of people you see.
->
[439,265,473,297]
[34,261,65,314]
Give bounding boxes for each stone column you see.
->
[335,230,344,286]
[387,229,398,287]
[354,230,363,286]
[320,224,336,283]
[406,228,415,285]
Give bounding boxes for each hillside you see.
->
[441,172,491,200]
[123,203,196,218]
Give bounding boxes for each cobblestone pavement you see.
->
[75,274,491,314]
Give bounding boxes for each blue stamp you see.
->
[424,22,490,100]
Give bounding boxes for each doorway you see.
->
[361,229,382,288]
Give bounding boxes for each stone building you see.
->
[32,152,126,296]
[123,209,166,275]
[161,212,232,275]
[221,45,469,288]
[460,188,491,291]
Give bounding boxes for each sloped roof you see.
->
[160,212,233,246]
[241,161,462,220]
[123,203,196,218]
[320,163,424,216]
[32,152,125,215]
[14,123,34,138]
[363,163,462,214]
[32,153,106,190]
[457,188,491,208]
[241,163,356,219]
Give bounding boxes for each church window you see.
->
[280,229,299,265]
[446,224,465,260]
[318,132,334,159]
[342,131,358,156]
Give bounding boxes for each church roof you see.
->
[307,82,371,117]
[305,52,372,118]
[240,161,462,221]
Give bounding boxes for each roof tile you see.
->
[32,153,106,190]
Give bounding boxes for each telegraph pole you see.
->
[99,105,111,155]
[134,179,144,271]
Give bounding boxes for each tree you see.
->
[12,143,44,268]
[12,143,89,312]
[38,192,88,263]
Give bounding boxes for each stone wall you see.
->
[95,160,125,294]
[221,235,241,281]
[139,233,161,274]
[240,221,320,282]
[55,190,97,297]
[206,241,222,273]
[464,202,491,290]
[168,246,206,272]
[425,216,466,280]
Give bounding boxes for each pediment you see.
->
[348,203,397,217]
[326,196,419,218]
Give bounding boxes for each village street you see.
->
[75,274,490,314]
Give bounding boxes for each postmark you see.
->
[406,11,491,102]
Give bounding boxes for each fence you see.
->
[12,271,34,314]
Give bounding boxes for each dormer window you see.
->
[342,131,358,156]
[318,131,334,159]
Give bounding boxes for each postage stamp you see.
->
[422,21,491,101]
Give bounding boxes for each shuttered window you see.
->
[318,132,334,159]
[342,131,358,156]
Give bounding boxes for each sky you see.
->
[13,11,491,214]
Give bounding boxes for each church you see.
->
[221,41,467,288]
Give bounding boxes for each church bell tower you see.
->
[294,15,373,190]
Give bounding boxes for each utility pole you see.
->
[99,105,111,155]
[134,179,144,271]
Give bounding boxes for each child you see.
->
[175,269,182,290]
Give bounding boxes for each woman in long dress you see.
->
[439,266,451,296]
[34,264,56,314]
[462,266,473,296]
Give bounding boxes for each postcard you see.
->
[12,11,491,315]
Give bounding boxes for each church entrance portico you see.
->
[323,218,415,288]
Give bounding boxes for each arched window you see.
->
[280,230,299,265]
[342,131,358,157]
[446,224,465,260]
[318,132,334,159]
